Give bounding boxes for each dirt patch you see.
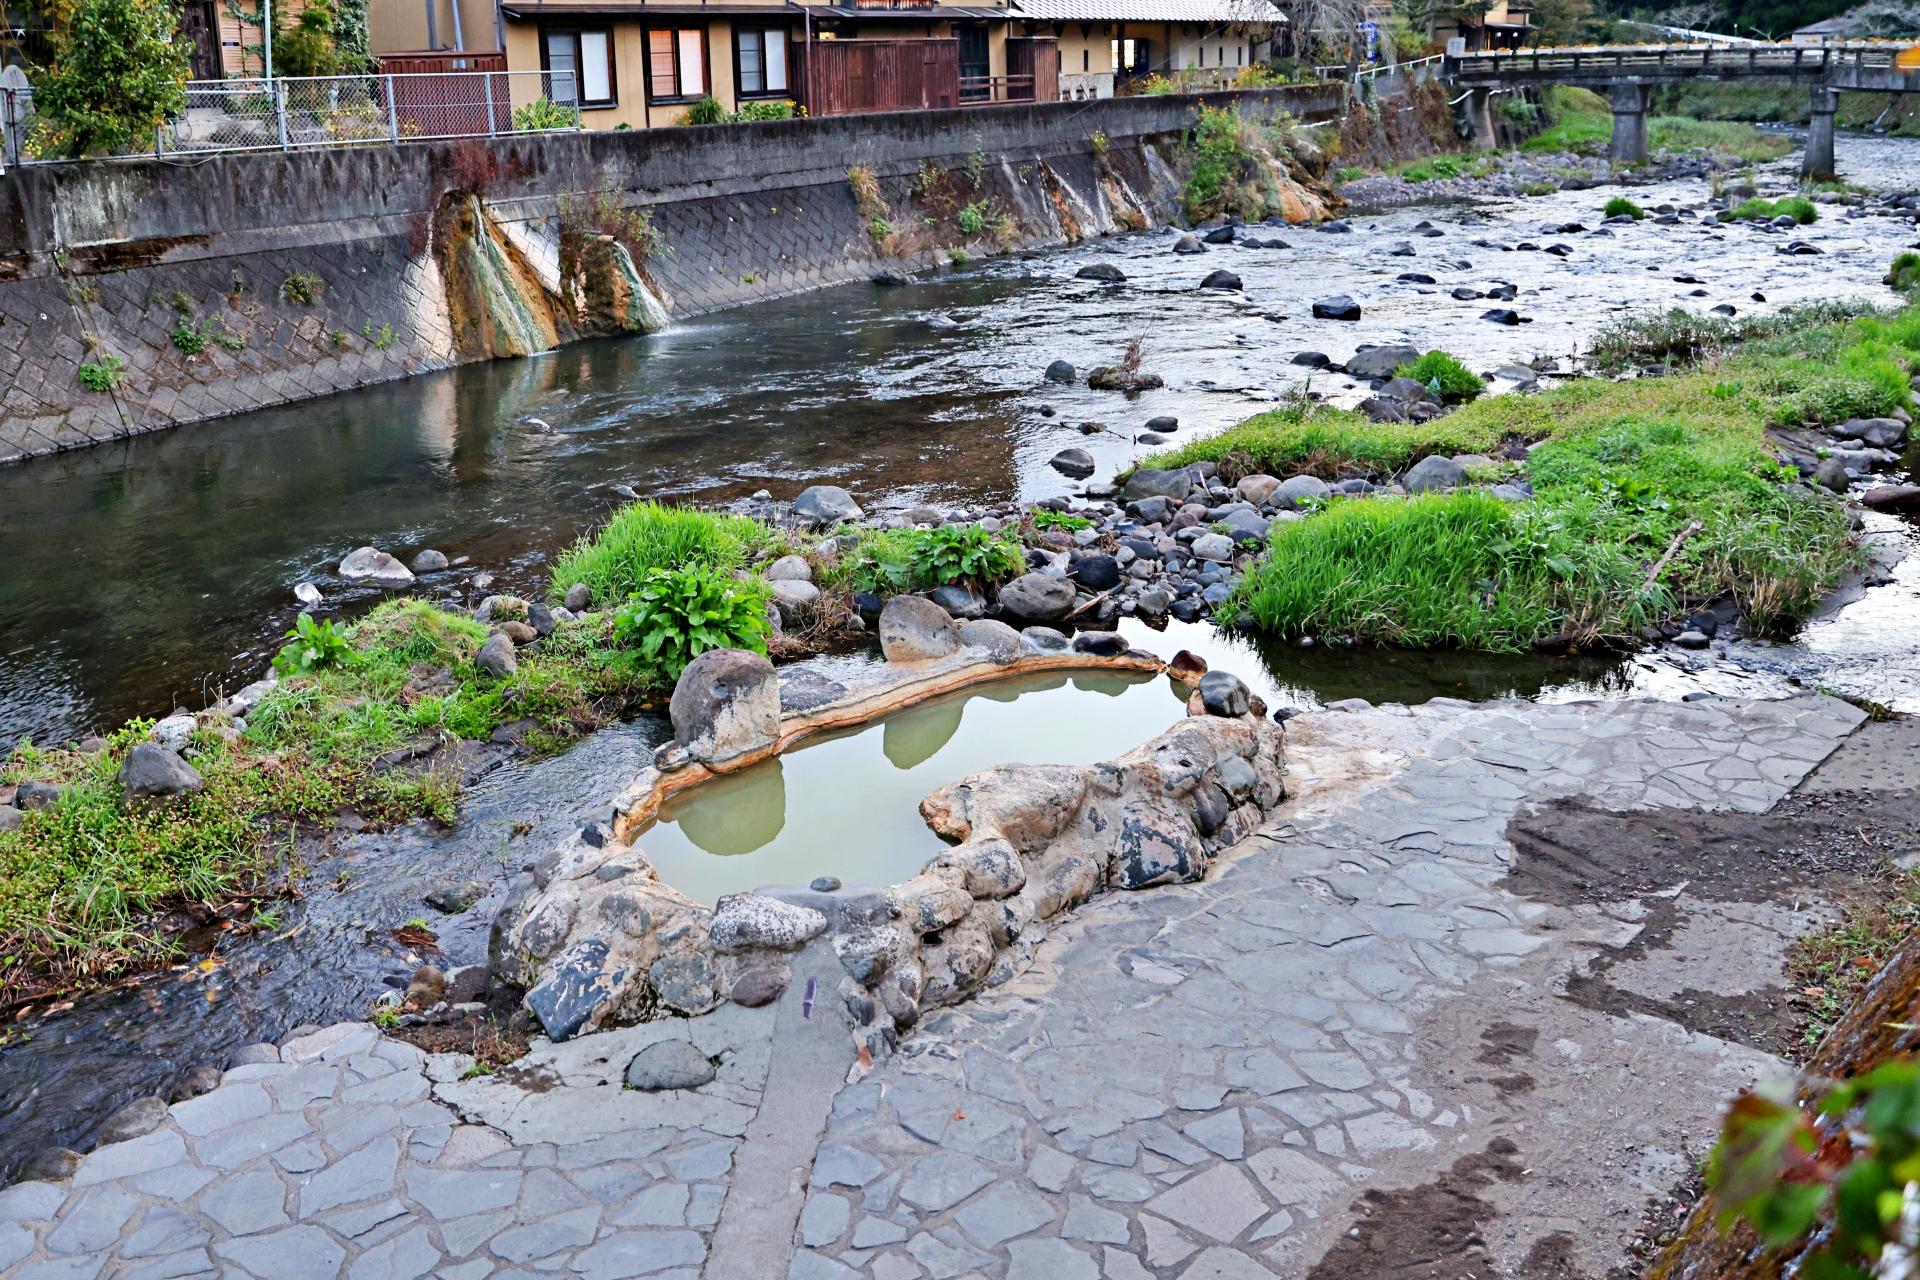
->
[1500,785,1920,1054]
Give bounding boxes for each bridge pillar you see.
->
[1607,83,1652,166]
[1803,85,1839,181]
[1468,88,1498,151]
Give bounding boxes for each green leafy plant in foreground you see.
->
[1396,350,1484,403]
[1031,509,1094,533]
[77,355,126,392]
[272,612,359,678]
[550,500,772,606]
[611,565,771,681]
[1709,1059,1920,1276]
[840,524,1025,594]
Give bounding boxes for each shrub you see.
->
[682,96,728,126]
[77,355,126,392]
[169,317,207,354]
[549,501,772,605]
[1182,105,1247,221]
[273,613,357,678]
[732,100,793,122]
[957,200,990,236]
[30,0,189,157]
[1888,251,1920,294]
[1727,195,1818,224]
[1396,350,1484,402]
[1498,97,1538,125]
[840,525,1025,594]
[1602,195,1645,220]
[611,565,771,680]
[511,97,579,132]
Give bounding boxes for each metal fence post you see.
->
[485,72,496,136]
[386,75,399,144]
[275,80,290,149]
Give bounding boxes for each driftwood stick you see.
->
[1643,520,1704,591]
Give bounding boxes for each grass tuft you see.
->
[548,501,775,607]
[1726,195,1818,225]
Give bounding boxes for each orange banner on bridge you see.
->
[1897,44,1920,71]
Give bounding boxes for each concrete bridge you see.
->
[1444,42,1920,178]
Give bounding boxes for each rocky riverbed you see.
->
[5,128,1920,1190]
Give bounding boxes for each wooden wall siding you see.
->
[1006,37,1058,100]
[378,52,510,74]
[803,39,960,115]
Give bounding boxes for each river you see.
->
[1,131,1917,1176]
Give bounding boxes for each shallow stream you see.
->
[2,131,1918,1176]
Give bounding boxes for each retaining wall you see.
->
[0,86,1346,464]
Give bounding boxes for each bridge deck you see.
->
[1446,41,1918,90]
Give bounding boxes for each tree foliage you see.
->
[31,0,188,157]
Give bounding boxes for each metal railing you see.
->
[2,69,581,168]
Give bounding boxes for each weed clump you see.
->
[1602,195,1645,220]
[549,501,773,606]
[1397,350,1484,402]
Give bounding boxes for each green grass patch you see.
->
[548,500,776,607]
[1521,86,1789,162]
[1397,350,1484,403]
[1725,195,1818,224]
[1602,195,1645,220]
[1218,302,1920,651]
[1647,118,1791,163]
[828,524,1026,595]
[1142,399,1506,480]
[1889,251,1920,294]
[0,598,659,994]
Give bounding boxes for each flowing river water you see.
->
[2,131,1918,1176]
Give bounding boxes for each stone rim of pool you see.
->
[486,621,1288,1046]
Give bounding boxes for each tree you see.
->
[1529,0,1597,44]
[32,0,188,156]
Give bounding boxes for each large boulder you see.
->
[1076,263,1127,283]
[1311,296,1361,321]
[1049,447,1096,479]
[792,485,863,526]
[1344,343,1419,380]
[338,547,414,588]
[1044,359,1077,384]
[1276,475,1331,506]
[879,596,959,662]
[1832,417,1908,449]
[1200,270,1243,291]
[1811,456,1851,494]
[1861,484,1920,513]
[1197,671,1251,717]
[1121,468,1199,504]
[997,573,1077,624]
[669,648,779,770]
[1403,455,1468,493]
[476,632,518,679]
[118,744,204,801]
[707,893,827,954]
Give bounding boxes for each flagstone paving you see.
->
[0,693,1870,1278]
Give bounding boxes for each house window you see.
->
[542,28,615,107]
[1198,44,1205,67]
[734,27,789,96]
[1081,48,1088,71]
[648,27,708,102]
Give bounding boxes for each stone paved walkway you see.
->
[0,694,1869,1279]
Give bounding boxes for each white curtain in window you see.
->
[764,35,787,92]
[678,30,705,95]
[580,30,611,101]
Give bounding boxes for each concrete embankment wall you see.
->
[0,86,1346,464]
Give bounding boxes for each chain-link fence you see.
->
[1,70,582,168]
